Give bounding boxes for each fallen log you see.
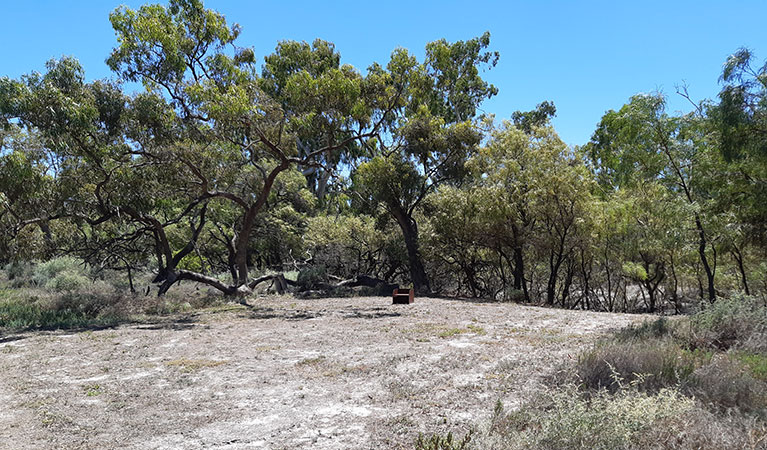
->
[336,275,397,290]
[248,273,297,294]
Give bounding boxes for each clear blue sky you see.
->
[1,0,765,146]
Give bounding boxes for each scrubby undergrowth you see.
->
[420,295,767,449]
[0,258,226,333]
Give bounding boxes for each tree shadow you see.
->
[342,307,401,320]
[436,294,521,305]
[0,314,205,342]
[237,304,401,322]
[0,334,27,344]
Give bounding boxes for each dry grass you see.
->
[454,296,767,450]
[165,358,227,372]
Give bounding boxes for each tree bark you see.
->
[695,215,716,302]
[231,160,290,287]
[732,247,750,296]
[392,207,431,295]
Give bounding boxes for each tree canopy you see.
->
[1,0,765,311]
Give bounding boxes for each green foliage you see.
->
[715,48,767,162]
[484,387,693,450]
[686,295,767,351]
[414,430,472,450]
[0,286,124,331]
[575,339,702,392]
[511,100,556,133]
[4,261,34,287]
[620,261,647,281]
[305,214,404,280]
[108,0,244,87]
[734,352,767,381]
[44,271,89,293]
[296,265,328,290]
[32,256,89,293]
[613,317,673,342]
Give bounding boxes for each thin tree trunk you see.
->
[695,215,716,302]
[732,247,750,296]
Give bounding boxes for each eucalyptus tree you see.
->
[103,0,393,295]
[352,33,498,294]
[467,122,593,305]
[0,0,391,297]
[0,128,61,261]
[586,94,723,302]
[260,39,361,202]
[425,184,498,298]
[0,57,136,260]
[710,48,767,288]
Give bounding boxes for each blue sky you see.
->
[1,0,765,146]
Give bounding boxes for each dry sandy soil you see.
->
[0,296,648,449]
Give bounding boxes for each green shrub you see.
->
[0,296,91,330]
[30,256,93,294]
[32,256,84,283]
[479,386,693,450]
[414,431,472,450]
[297,265,328,290]
[686,295,767,352]
[4,261,35,287]
[44,271,89,293]
[734,352,767,381]
[614,317,674,342]
[0,279,124,331]
[691,355,767,414]
[575,339,702,392]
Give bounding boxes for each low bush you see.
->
[44,271,90,293]
[32,256,88,288]
[613,317,674,342]
[634,405,767,449]
[4,261,35,287]
[0,296,86,330]
[574,339,704,392]
[735,351,767,381]
[414,430,472,450]
[691,355,767,414]
[685,295,767,352]
[459,294,767,449]
[476,386,693,450]
[297,265,328,290]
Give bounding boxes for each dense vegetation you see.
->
[1,0,766,314]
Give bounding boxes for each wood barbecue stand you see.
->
[392,288,414,304]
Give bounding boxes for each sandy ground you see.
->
[0,296,647,449]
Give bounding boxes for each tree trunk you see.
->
[669,253,681,314]
[695,215,716,302]
[732,247,750,296]
[316,169,332,201]
[509,223,528,299]
[512,245,528,301]
[561,260,575,308]
[392,208,431,295]
[546,251,564,305]
[230,161,290,287]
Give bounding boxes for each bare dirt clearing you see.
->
[0,296,647,449]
